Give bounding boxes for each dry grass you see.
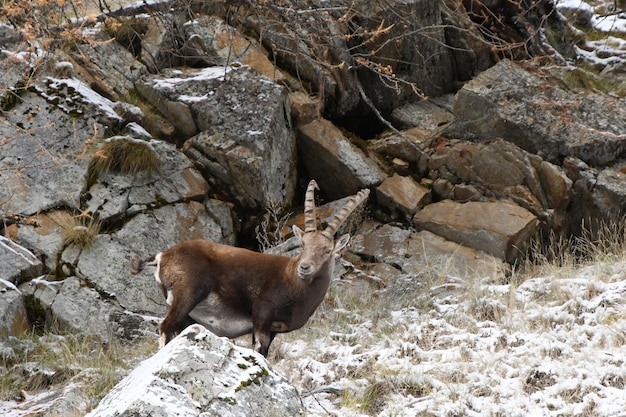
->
[88,137,160,181]
[0,331,157,409]
[60,216,102,249]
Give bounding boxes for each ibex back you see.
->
[131,180,369,357]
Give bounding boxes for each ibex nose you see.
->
[297,262,313,278]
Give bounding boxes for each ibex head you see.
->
[292,180,370,279]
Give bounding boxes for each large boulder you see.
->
[443,60,626,166]
[136,65,297,210]
[297,118,386,199]
[413,199,538,263]
[86,324,304,417]
[351,221,507,279]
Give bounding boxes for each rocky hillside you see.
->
[1,0,626,415]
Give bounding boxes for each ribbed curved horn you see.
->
[303,180,319,233]
[321,188,370,240]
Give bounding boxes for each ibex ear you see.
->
[292,225,304,243]
[334,234,350,253]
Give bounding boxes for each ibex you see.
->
[130,180,369,357]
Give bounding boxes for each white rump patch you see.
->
[154,252,162,285]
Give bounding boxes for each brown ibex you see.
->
[130,180,369,357]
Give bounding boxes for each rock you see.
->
[376,174,431,220]
[390,99,454,131]
[0,92,97,216]
[368,127,430,167]
[297,118,386,199]
[428,139,572,229]
[136,65,297,209]
[19,276,158,340]
[0,278,29,340]
[351,221,412,269]
[0,236,43,284]
[73,201,228,315]
[67,35,147,101]
[405,230,508,278]
[413,199,538,263]
[86,324,304,417]
[351,221,507,279]
[85,136,210,222]
[5,211,76,271]
[182,16,291,85]
[289,91,320,127]
[443,60,626,165]
[566,162,626,235]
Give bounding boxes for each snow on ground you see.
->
[272,261,626,416]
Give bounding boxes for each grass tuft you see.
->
[61,216,102,249]
[88,137,160,180]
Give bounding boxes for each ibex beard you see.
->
[131,180,369,357]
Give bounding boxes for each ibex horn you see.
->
[322,188,370,240]
[304,180,319,233]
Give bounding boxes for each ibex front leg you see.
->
[252,302,277,357]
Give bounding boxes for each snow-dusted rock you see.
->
[137,65,298,209]
[0,236,43,284]
[86,324,304,417]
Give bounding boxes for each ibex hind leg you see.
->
[158,287,205,348]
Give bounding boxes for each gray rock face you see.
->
[18,276,157,339]
[444,60,626,165]
[86,324,304,417]
[0,93,95,217]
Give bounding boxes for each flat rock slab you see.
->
[86,324,304,417]
[413,199,538,263]
[0,236,43,284]
[351,222,507,279]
